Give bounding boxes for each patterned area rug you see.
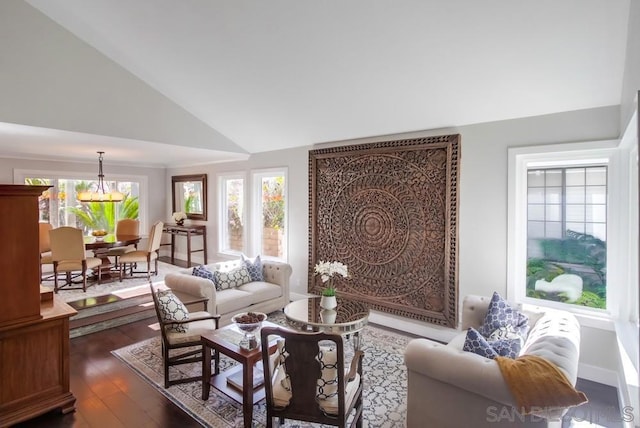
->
[112,311,411,427]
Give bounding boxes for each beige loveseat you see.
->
[404,295,582,428]
[163,259,292,326]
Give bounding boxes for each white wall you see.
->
[620,0,640,129]
[0,0,243,154]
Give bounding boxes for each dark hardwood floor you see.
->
[14,317,199,428]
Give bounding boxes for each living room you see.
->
[0,1,638,427]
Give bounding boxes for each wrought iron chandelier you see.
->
[77,151,124,202]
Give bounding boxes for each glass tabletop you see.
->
[283,296,369,334]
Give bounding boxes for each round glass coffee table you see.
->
[284,296,370,348]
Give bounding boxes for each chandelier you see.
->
[77,151,124,202]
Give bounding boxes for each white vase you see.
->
[320,308,337,324]
[320,295,337,310]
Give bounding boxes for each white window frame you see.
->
[507,140,628,322]
[217,172,247,256]
[13,168,149,234]
[251,167,288,262]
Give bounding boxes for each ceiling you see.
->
[1,0,632,167]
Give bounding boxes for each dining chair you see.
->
[49,226,103,292]
[260,326,364,428]
[149,282,220,388]
[39,222,54,282]
[104,218,140,266]
[119,220,164,281]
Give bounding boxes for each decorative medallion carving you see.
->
[308,135,460,327]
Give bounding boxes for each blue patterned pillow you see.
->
[213,266,252,290]
[463,327,499,359]
[157,290,189,332]
[242,254,264,281]
[192,265,216,285]
[489,338,522,359]
[478,292,529,338]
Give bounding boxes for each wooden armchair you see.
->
[150,282,221,388]
[260,326,364,428]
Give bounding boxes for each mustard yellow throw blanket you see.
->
[495,355,588,415]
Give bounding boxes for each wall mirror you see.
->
[172,174,207,220]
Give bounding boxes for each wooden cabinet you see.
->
[0,185,77,426]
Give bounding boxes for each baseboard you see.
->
[578,362,618,387]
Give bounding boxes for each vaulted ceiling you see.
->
[0,0,632,166]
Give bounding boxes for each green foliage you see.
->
[322,286,336,297]
[573,290,606,309]
[67,194,139,232]
[262,176,284,229]
[527,230,607,309]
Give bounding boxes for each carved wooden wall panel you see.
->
[308,135,460,327]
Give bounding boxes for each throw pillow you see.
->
[478,292,530,339]
[157,290,189,332]
[463,327,499,359]
[489,338,523,359]
[242,254,264,282]
[192,265,216,285]
[213,266,252,290]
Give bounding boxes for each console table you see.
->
[162,223,207,267]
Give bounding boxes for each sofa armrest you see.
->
[164,273,217,313]
[262,260,292,302]
[404,338,517,406]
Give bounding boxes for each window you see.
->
[218,174,245,254]
[252,169,287,260]
[17,170,145,235]
[508,140,627,316]
[526,166,607,308]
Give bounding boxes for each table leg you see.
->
[202,342,211,400]
[170,233,176,264]
[186,230,192,267]
[202,228,208,264]
[242,362,254,428]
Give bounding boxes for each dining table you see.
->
[84,234,141,281]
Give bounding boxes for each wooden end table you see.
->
[201,320,279,428]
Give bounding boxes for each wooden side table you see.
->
[162,223,207,267]
[201,321,279,428]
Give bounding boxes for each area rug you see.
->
[41,261,184,303]
[112,312,411,427]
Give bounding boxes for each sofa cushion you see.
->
[242,254,264,281]
[216,288,255,314]
[192,265,216,284]
[157,290,189,332]
[478,292,529,339]
[236,281,282,304]
[213,266,252,290]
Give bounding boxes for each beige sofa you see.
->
[162,259,292,326]
[404,295,581,428]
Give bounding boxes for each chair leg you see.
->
[53,265,59,293]
[119,263,124,282]
[163,344,170,388]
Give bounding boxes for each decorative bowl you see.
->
[91,229,108,237]
[231,312,267,350]
[232,311,267,333]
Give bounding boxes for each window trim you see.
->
[13,168,149,234]
[507,140,624,321]
[217,172,247,256]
